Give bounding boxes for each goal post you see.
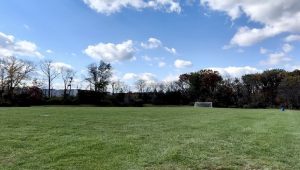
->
[194,102,213,108]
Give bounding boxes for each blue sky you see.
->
[1,0,300,88]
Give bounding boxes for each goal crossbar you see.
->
[194,102,213,108]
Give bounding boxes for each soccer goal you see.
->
[194,102,213,108]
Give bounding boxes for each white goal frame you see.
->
[194,102,213,108]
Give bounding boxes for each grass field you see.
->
[1,107,300,169]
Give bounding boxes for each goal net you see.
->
[194,102,213,108]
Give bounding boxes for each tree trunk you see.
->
[48,77,51,98]
[63,84,67,98]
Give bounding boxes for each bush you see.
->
[46,97,64,105]
[14,93,31,107]
[77,90,108,105]
[133,99,144,107]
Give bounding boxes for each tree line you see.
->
[0,56,299,108]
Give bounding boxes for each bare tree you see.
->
[121,83,130,93]
[147,83,160,92]
[1,56,35,98]
[157,82,166,92]
[111,80,118,94]
[0,59,5,97]
[135,79,146,93]
[32,78,44,88]
[61,67,75,97]
[111,80,129,94]
[165,81,181,92]
[40,60,60,98]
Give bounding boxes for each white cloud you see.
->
[230,26,280,47]
[165,47,177,55]
[260,43,293,66]
[130,56,137,61]
[147,0,181,13]
[52,62,73,71]
[141,37,177,55]
[282,43,293,53]
[46,49,53,54]
[123,73,138,80]
[287,65,300,71]
[163,74,179,82]
[83,0,144,14]
[140,72,157,83]
[285,34,300,42]
[143,55,152,61]
[122,72,157,84]
[260,52,292,66]
[209,66,262,78]
[158,61,166,67]
[83,0,181,15]
[174,59,192,69]
[142,55,167,67]
[201,0,300,46]
[84,40,135,62]
[222,44,233,50]
[0,32,14,44]
[0,32,43,58]
[141,37,162,49]
[110,74,120,82]
[260,47,268,54]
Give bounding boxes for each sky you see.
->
[1,0,300,89]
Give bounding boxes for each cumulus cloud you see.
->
[142,55,167,68]
[222,44,232,50]
[282,43,293,53]
[130,56,137,62]
[158,61,166,68]
[122,72,157,84]
[165,47,177,55]
[285,34,300,42]
[52,62,73,71]
[142,55,152,61]
[123,73,138,80]
[260,43,294,66]
[260,52,292,66]
[287,65,300,71]
[83,0,181,15]
[147,0,181,13]
[46,49,53,54]
[110,73,120,82]
[163,74,179,82]
[141,38,176,57]
[260,47,268,54]
[84,40,135,62]
[201,0,300,46]
[83,0,145,14]
[140,72,157,83]
[141,37,177,55]
[139,38,175,67]
[230,26,280,47]
[209,66,262,78]
[0,32,43,58]
[141,37,162,49]
[174,59,192,69]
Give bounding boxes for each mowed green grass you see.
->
[1,107,300,169]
